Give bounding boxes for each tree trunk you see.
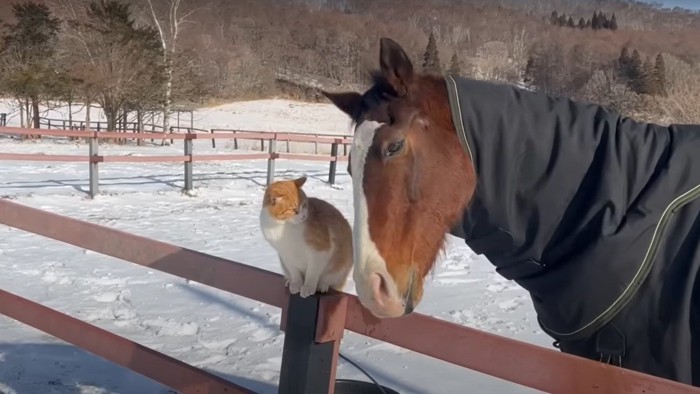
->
[85,99,91,130]
[68,93,73,128]
[17,98,25,130]
[106,109,117,134]
[137,108,144,146]
[164,55,172,135]
[31,97,40,129]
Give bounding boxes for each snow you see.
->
[0,98,553,394]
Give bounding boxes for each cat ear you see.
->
[293,176,307,188]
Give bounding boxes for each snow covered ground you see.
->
[0,98,553,394]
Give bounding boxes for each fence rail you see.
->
[1,198,699,394]
[0,126,351,197]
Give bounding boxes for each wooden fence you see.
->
[0,126,352,198]
[35,118,353,154]
[1,198,699,393]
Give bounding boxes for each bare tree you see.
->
[657,57,700,124]
[143,0,194,133]
[64,0,165,132]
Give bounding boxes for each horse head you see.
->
[323,38,476,318]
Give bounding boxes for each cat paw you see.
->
[317,284,330,293]
[289,282,302,295]
[300,285,317,298]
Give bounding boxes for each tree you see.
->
[618,46,631,79]
[66,0,165,132]
[422,30,440,74]
[550,11,559,25]
[628,49,644,93]
[600,12,610,29]
[592,11,600,30]
[523,56,535,85]
[144,0,194,135]
[640,55,655,94]
[567,16,575,28]
[448,52,462,75]
[0,2,61,129]
[654,53,667,96]
[578,17,586,29]
[557,14,567,26]
[610,13,618,30]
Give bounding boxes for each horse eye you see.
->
[385,140,405,157]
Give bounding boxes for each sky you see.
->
[638,0,700,11]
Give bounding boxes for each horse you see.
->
[322,37,700,386]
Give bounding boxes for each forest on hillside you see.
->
[0,0,699,131]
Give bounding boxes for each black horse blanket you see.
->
[445,74,700,385]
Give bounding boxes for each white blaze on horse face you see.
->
[351,120,405,318]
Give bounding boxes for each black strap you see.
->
[595,323,626,367]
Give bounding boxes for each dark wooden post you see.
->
[278,293,346,394]
[328,142,338,185]
[184,130,193,192]
[266,137,277,186]
[89,133,99,199]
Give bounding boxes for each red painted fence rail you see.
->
[1,198,699,394]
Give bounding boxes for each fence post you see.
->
[266,137,276,186]
[328,142,338,185]
[184,130,193,192]
[210,129,216,149]
[278,294,345,394]
[89,133,99,199]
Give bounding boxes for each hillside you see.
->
[1,0,699,126]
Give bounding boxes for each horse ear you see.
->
[322,91,362,118]
[379,37,414,96]
[293,176,307,188]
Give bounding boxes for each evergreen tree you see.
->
[592,11,600,30]
[422,31,441,74]
[578,17,587,29]
[611,13,618,30]
[628,49,643,93]
[586,19,592,28]
[523,56,536,84]
[600,12,610,29]
[0,2,61,129]
[448,52,462,76]
[618,46,631,79]
[567,16,575,28]
[558,14,567,26]
[654,53,667,96]
[641,55,654,94]
[550,11,559,25]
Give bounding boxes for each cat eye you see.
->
[384,139,405,158]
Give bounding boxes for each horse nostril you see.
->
[370,273,392,307]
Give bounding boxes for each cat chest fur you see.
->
[260,211,330,270]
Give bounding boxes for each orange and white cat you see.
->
[259,176,353,298]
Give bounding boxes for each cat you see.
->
[259,176,353,298]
